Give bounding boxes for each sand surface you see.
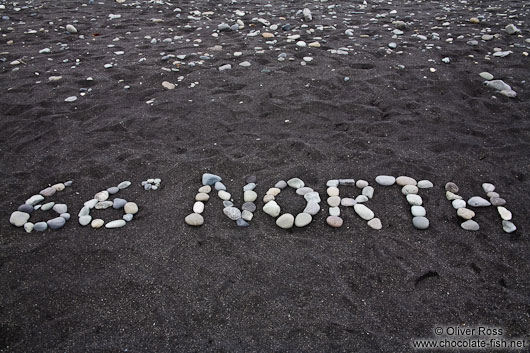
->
[1,0,529,351]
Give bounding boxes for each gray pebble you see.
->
[296,187,314,195]
[123,214,133,222]
[246,176,257,184]
[223,201,233,207]
[34,222,48,232]
[275,180,287,189]
[117,181,131,189]
[339,179,355,186]
[144,183,152,190]
[502,220,516,233]
[202,173,222,186]
[26,194,44,205]
[214,181,226,191]
[106,220,126,229]
[412,216,429,230]
[243,183,256,191]
[60,213,70,220]
[468,196,491,207]
[47,217,66,230]
[113,198,127,209]
[341,198,356,207]
[79,215,92,226]
[242,202,256,212]
[41,202,55,211]
[303,201,320,215]
[445,182,459,193]
[461,220,480,231]
[18,204,34,213]
[107,186,120,194]
[411,206,426,217]
[237,218,250,227]
[326,180,339,187]
[375,175,395,186]
[304,192,321,203]
[490,197,506,206]
[223,206,241,220]
[53,203,68,214]
[64,180,73,187]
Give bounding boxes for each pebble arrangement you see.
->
[375,175,434,230]
[262,177,317,229]
[184,173,258,227]
[78,180,138,229]
[9,180,73,232]
[325,178,381,230]
[141,178,162,190]
[445,181,516,233]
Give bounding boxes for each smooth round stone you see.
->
[107,186,120,194]
[124,202,138,214]
[287,178,304,189]
[263,195,275,203]
[243,183,256,191]
[411,206,426,217]
[95,201,113,210]
[78,206,90,217]
[367,218,382,230]
[487,192,499,199]
[242,202,256,212]
[304,192,321,203]
[329,207,340,216]
[91,219,105,228]
[303,201,320,215]
[24,222,34,233]
[195,193,209,201]
[263,201,281,217]
[490,197,506,206]
[198,185,211,193]
[327,187,339,197]
[113,198,127,209]
[339,179,355,186]
[276,213,294,229]
[468,196,491,207]
[64,181,73,187]
[52,203,67,214]
[118,181,132,189]
[341,198,356,207]
[326,180,339,187]
[446,191,462,200]
[296,187,314,196]
[327,196,341,207]
[355,195,368,203]
[85,199,98,208]
[95,191,109,201]
[362,186,374,199]
[34,222,48,232]
[41,202,55,211]
[445,182,459,193]
[18,204,34,213]
[354,204,374,220]
[40,186,56,197]
[123,214,133,222]
[10,211,30,227]
[406,194,423,206]
[266,188,281,196]
[412,217,429,230]
[26,195,44,205]
[417,180,433,189]
[237,218,250,227]
[275,180,287,189]
[218,190,231,201]
[193,201,204,214]
[497,207,512,221]
[223,206,242,220]
[223,201,233,207]
[396,176,417,186]
[47,217,66,230]
[242,210,254,221]
[185,213,204,226]
[356,180,369,188]
[452,199,466,209]
[106,220,127,229]
[79,215,92,226]
[482,183,495,193]
[375,175,395,186]
[246,175,257,184]
[66,24,77,33]
[401,185,419,195]
[202,173,222,186]
[461,220,480,231]
[480,72,494,80]
[326,216,343,228]
[214,181,226,191]
[295,213,312,227]
[502,220,516,233]
[457,208,475,220]
[52,183,66,191]
[60,213,70,220]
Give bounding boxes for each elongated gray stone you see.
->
[26,195,44,205]
[461,220,479,231]
[118,181,131,189]
[375,175,395,186]
[468,196,491,207]
[107,186,120,194]
[41,202,55,211]
[354,204,374,220]
[34,222,48,231]
[18,204,34,213]
[79,215,92,226]
[47,217,66,230]
[303,201,320,215]
[106,220,126,228]
[287,178,304,189]
[502,220,516,233]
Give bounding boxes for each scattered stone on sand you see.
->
[124,202,138,214]
[502,220,516,233]
[457,208,475,220]
[375,175,395,186]
[354,204,374,221]
[276,213,294,229]
[406,194,423,206]
[162,81,176,90]
[479,72,494,80]
[468,196,491,207]
[326,216,343,228]
[445,182,459,193]
[505,24,520,34]
[185,213,204,226]
[66,24,78,33]
[367,218,382,230]
[47,217,66,230]
[10,211,30,227]
[91,219,105,228]
[412,216,429,230]
[105,220,126,229]
[461,220,480,231]
[79,215,92,226]
[263,201,281,217]
[287,178,304,189]
[223,206,241,220]
[295,213,312,227]
[497,206,512,221]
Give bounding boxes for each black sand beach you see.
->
[1,0,529,351]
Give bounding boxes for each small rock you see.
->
[106,220,127,229]
[446,191,462,200]
[326,216,343,228]
[490,197,506,206]
[41,202,55,211]
[244,190,258,202]
[326,180,339,187]
[327,196,341,207]
[202,173,222,185]
[218,190,231,201]
[95,201,113,210]
[468,196,491,207]
[505,24,520,34]
[95,191,109,201]
[329,207,340,217]
[452,199,467,209]
[24,222,34,233]
[123,214,133,222]
[354,204,374,220]
[287,178,304,189]
[124,202,138,214]
[107,186,119,194]
[375,175,395,186]
[406,194,423,206]
[162,81,175,90]
[461,220,480,231]
[91,219,104,228]
[66,24,78,33]
[263,201,281,217]
[65,96,77,102]
[276,213,294,229]
[303,201,320,215]
[502,220,516,233]
[223,206,242,220]
[40,186,56,197]
[198,185,211,193]
[412,216,429,230]
[237,218,250,227]
[356,180,369,188]
[362,186,374,199]
[341,198,356,207]
[53,203,68,214]
[482,183,495,193]
[497,206,512,220]
[367,218,382,230]
[219,64,232,72]
[185,213,204,226]
[411,206,426,217]
[18,204,34,213]
[401,185,418,195]
[445,182,459,193]
[196,193,209,201]
[457,208,475,220]
[47,217,66,230]
[26,194,44,205]
[34,222,48,232]
[302,8,312,21]
[479,72,494,80]
[469,17,480,24]
[242,202,256,213]
[242,210,253,221]
[295,213,312,227]
[10,211,30,227]
[275,180,287,189]
[118,181,131,189]
[113,198,127,209]
[396,176,417,186]
[417,180,433,189]
[79,215,92,226]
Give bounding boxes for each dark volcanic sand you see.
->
[1,0,530,351]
